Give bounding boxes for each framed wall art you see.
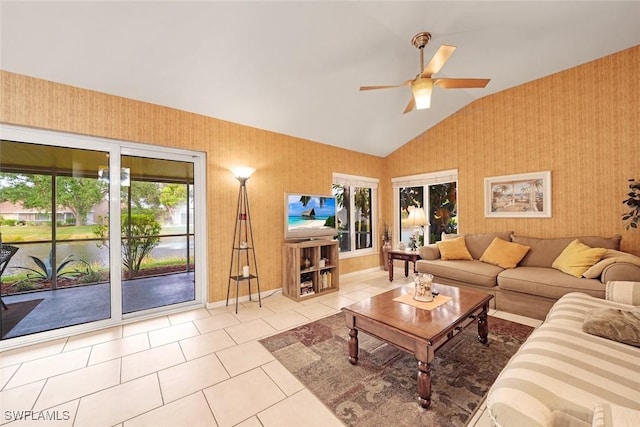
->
[484,171,551,218]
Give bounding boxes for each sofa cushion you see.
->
[480,237,530,269]
[584,249,640,279]
[498,266,605,299]
[511,235,621,268]
[436,236,473,260]
[416,259,502,288]
[582,307,640,347]
[552,239,607,278]
[443,231,513,259]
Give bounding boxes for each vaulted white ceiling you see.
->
[1,1,638,157]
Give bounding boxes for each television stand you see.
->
[282,239,339,301]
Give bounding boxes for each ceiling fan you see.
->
[360,32,490,114]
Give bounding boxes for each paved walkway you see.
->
[1,272,195,338]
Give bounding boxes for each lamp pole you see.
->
[226,168,261,313]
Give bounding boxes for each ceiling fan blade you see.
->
[421,45,456,77]
[359,80,411,91]
[434,78,490,88]
[403,97,415,114]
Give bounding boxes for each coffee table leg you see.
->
[348,328,359,365]
[477,305,489,344]
[388,257,394,281]
[404,260,409,277]
[417,360,432,408]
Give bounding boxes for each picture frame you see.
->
[484,171,551,218]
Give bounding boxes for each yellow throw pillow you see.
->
[552,239,607,278]
[480,237,530,269]
[436,236,473,260]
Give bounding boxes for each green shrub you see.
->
[18,250,80,282]
[15,281,38,292]
[77,260,106,283]
[93,213,161,278]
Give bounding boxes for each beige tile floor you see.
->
[0,269,542,427]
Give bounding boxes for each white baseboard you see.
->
[340,266,382,277]
[206,288,283,309]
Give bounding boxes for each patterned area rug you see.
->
[260,312,533,427]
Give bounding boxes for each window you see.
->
[392,170,458,246]
[332,173,378,257]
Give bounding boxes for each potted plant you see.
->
[382,222,392,246]
[381,222,392,271]
[623,178,640,230]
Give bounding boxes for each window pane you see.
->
[0,140,111,339]
[121,155,195,314]
[428,182,457,243]
[354,187,372,250]
[399,186,424,245]
[333,185,350,252]
[0,172,53,240]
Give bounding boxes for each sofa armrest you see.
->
[605,280,640,305]
[600,262,640,284]
[419,244,440,260]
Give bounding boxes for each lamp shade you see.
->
[231,166,255,179]
[411,78,433,109]
[406,206,429,227]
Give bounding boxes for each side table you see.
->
[388,249,421,281]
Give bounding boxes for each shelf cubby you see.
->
[282,239,339,301]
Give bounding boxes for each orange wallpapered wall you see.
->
[1,46,639,306]
[0,71,383,303]
[383,46,640,255]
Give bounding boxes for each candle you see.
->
[242,265,250,277]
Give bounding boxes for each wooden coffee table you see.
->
[342,284,493,408]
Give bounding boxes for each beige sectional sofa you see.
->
[487,291,640,427]
[417,232,640,319]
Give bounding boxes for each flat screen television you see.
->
[285,193,337,240]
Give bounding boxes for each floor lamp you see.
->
[406,206,429,251]
[226,167,261,313]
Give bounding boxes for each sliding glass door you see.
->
[0,140,112,339]
[0,125,206,344]
[120,153,196,315]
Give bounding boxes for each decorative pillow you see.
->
[436,236,473,261]
[479,237,530,269]
[552,239,607,278]
[582,307,640,347]
[593,402,640,427]
[583,249,640,278]
[606,281,640,305]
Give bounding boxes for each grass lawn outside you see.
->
[0,224,188,242]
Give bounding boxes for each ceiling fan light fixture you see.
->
[412,78,433,109]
